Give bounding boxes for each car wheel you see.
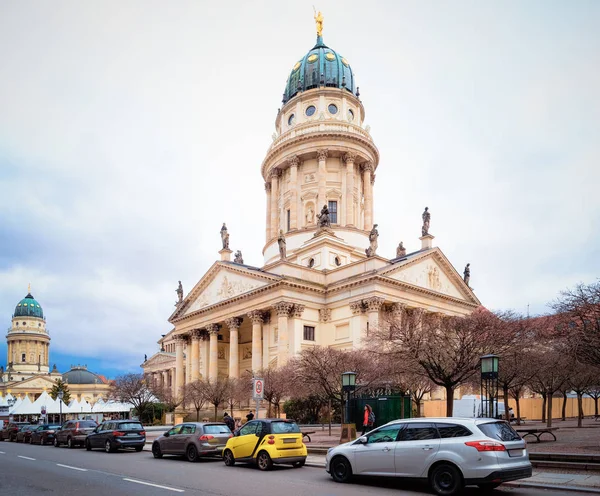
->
[223,449,235,466]
[54,437,60,447]
[86,440,92,451]
[152,442,163,459]
[478,482,502,492]
[67,437,74,449]
[105,440,115,453]
[330,456,352,483]
[135,446,143,452]
[256,451,273,471]
[430,463,464,496]
[292,460,305,468]
[186,445,199,463]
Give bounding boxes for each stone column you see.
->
[265,182,272,242]
[170,368,176,398]
[206,324,220,381]
[317,149,328,209]
[270,169,280,239]
[174,335,185,400]
[288,156,299,230]
[412,308,425,333]
[344,152,356,226]
[388,303,406,332]
[200,332,209,379]
[349,300,366,348]
[262,312,271,369]
[289,304,305,355]
[248,310,264,373]
[185,340,191,385]
[362,162,374,230]
[162,370,168,389]
[272,302,293,367]
[365,297,385,336]
[225,317,242,379]
[191,330,201,382]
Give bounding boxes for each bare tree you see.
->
[182,381,206,421]
[151,384,183,413]
[226,373,253,417]
[258,365,295,418]
[568,363,600,427]
[586,384,600,417]
[110,373,155,420]
[200,377,231,421]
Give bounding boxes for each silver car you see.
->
[152,422,232,462]
[325,418,531,495]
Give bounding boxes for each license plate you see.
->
[508,449,524,457]
[283,438,296,444]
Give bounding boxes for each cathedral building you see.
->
[142,20,480,402]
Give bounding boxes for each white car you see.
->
[325,418,531,495]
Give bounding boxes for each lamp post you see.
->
[480,354,499,418]
[58,391,64,425]
[340,372,357,443]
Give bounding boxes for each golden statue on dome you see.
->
[313,7,324,37]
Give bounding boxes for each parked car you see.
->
[16,424,38,443]
[85,420,146,453]
[30,424,62,445]
[1,422,29,442]
[222,419,307,471]
[54,419,97,448]
[325,418,532,496]
[152,422,232,462]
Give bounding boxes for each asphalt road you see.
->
[0,440,583,496]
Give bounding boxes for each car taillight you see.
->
[228,434,233,438]
[140,431,146,436]
[113,431,125,437]
[465,440,506,452]
[47,430,55,434]
[267,435,275,445]
[198,435,214,441]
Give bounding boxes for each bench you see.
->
[301,431,316,442]
[516,427,559,443]
[511,417,527,424]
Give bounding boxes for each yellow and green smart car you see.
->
[222,419,307,471]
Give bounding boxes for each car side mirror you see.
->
[357,436,368,444]
[164,432,170,437]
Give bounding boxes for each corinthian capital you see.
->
[361,162,374,173]
[316,149,329,161]
[365,296,385,312]
[173,334,187,344]
[247,310,265,325]
[319,308,331,322]
[191,329,203,340]
[272,301,294,317]
[343,152,357,164]
[206,323,221,335]
[290,304,305,318]
[225,317,243,330]
[269,168,282,180]
[288,155,300,167]
[349,300,366,315]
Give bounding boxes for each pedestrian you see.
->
[246,410,254,422]
[361,404,375,436]
[235,418,242,430]
[223,412,235,431]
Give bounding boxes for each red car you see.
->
[1,422,29,442]
[16,424,38,443]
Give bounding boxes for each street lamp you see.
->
[58,391,64,425]
[480,354,499,418]
[340,372,357,443]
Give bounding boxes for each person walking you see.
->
[361,404,374,436]
[246,410,254,422]
[223,412,235,431]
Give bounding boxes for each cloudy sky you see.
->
[0,1,598,378]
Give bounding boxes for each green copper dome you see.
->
[283,36,356,104]
[14,293,44,319]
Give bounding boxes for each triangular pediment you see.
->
[380,249,480,304]
[8,375,57,390]
[143,352,176,368]
[171,263,280,320]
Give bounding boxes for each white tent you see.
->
[47,399,70,415]
[9,395,34,415]
[68,398,80,411]
[31,391,58,415]
[10,396,23,411]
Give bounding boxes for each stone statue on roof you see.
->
[396,241,406,258]
[278,230,287,260]
[463,263,471,286]
[234,250,244,264]
[221,223,230,249]
[316,204,331,228]
[365,224,379,257]
[176,280,183,304]
[421,207,431,236]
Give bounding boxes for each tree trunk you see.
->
[516,398,522,426]
[196,408,200,421]
[503,385,510,421]
[547,392,553,428]
[445,386,454,417]
[577,393,584,428]
[328,399,332,436]
[414,395,422,418]
[213,404,218,422]
[541,393,547,423]
[561,391,567,421]
[595,397,599,417]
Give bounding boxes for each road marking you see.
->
[57,463,88,472]
[0,451,5,454]
[18,455,36,460]
[123,478,184,492]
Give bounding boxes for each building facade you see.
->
[142,23,480,403]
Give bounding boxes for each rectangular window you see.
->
[21,353,26,363]
[328,201,338,224]
[303,325,315,341]
[287,209,291,231]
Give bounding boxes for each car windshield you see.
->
[478,421,521,441]
[116,423,143,430]
[22,425,36,431]
[271,421,301,434]
[204,424,231,434]
[78,421,97,428]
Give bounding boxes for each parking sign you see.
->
[253,378,264,399]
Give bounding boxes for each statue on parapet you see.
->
[421,207,431,236]
[396,241,406,258]
[463,263,471,286]
[220,223,230,249]
[278,230,287,260]
[175,280,183,305]
[234,250,244,264]
[316,204,331,228]
[365,224,379,257]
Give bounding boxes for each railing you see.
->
[270,121,372,150]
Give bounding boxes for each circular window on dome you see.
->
[341,58,350,67]
[305,105,316,117]
[325,53,335,61]
[288,114,295,126]
[328,104,338,115]
[347,109,354,121]
[307,54,318,63]
[293,61,301,71]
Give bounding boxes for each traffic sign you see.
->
[252,378,264,399]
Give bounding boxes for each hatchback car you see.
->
[16,424,38,443]
[1,422,29,442]
[30,424,62,445]
[54,419,98,448]
[222,419,307,471]
[325,418,532,496]
[85,420,146,452]
[152,422,232,462]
